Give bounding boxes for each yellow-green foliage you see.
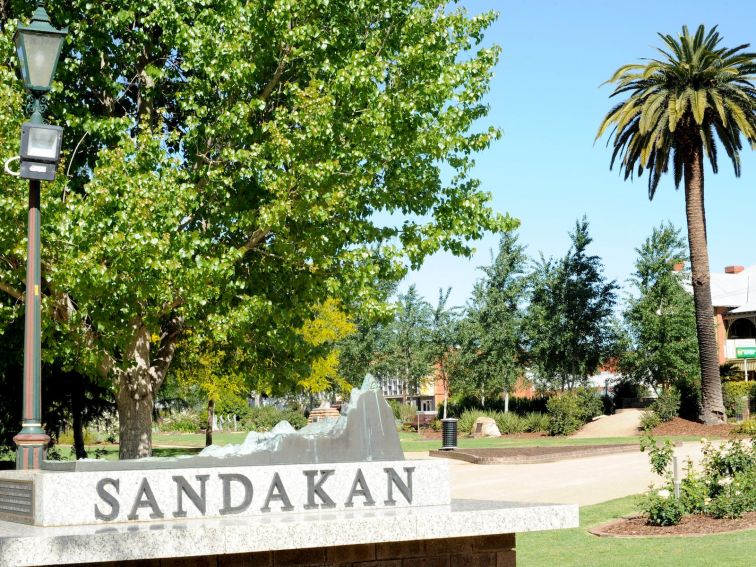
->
[297,299,356,394]
[174,344,246,408]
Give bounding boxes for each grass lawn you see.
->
[397,432,710,453]
[0,430,714,465]
[518,496,756,567]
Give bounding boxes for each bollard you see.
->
[673,455,681,499]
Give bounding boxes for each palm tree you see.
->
[597,25,756,424]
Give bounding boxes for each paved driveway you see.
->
[408,442,705,506]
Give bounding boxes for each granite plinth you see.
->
[0,499,579,567]
[0,459,446,527]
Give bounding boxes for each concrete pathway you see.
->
[571,408,643,438]
[407,442,704,506]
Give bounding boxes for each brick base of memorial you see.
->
[92,534,516,567]
[0,499,576,566]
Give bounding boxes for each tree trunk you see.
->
[206,398,214,447]
[71,373,87,460]
[504,389,510,414]
[117,372,154,459]
[684,142,726,424]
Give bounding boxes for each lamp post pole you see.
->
[13,178,46,470]
[10,1,67,470]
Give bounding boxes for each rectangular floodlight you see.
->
[20,122,63,163]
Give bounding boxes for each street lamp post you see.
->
[10,1,67,470]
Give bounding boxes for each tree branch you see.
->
[238,228,271,256]
[260,45,291,101]
[149,315,184,388]
[0,281,23,301]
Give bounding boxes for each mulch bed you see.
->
[590,512,756,537]
[429,444,639,464]
[651,417,736,438]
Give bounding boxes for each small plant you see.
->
[679,460,708,514]
[640,435,674,476]
[638,487,685,526]
[650,387,681,422]
[494,412,527,435]
[524,412,549,433]
[639,411,661,432]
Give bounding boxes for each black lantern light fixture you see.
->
[14,1,67,182]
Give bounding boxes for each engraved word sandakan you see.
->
[94,466,415,522]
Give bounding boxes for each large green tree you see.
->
[0,1,512,457]
[597,25,756,423]
[457,230,528,411]
[621,224,699,396]
[526,219,618,392]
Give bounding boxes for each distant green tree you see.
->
[428,288,462,418]
[597,25,755,423]
[621,224,699,396]
[526,218,619,391]
[456,231,528,411]
[374,286,433,405]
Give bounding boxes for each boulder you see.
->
[472,416,501,438]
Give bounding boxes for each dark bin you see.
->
[440,418,458,450]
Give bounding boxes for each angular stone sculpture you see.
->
[42,374,403,471]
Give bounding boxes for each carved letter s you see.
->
[94,478,120,521]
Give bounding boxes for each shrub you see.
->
[722,381,756,418]
[281,410,308,430]
[679,473,709,515]
[736,418,756,435]
[708,475,752,519]
[430,419,442,432]
[650,387,681,422]
[387,400,402,420]
[397,403,418,424]
[523,412,549,433]
[240,406,307,432]
[640,411,661,432]
[546,395,583,436]
[494,412,527,435]
[160,411,202,433]
[638,488,685,526]
[575,387,603,422]
[640,436,756,523]
[56,428,98,445]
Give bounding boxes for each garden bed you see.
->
[590,512,756,537]
[651,417,736,437]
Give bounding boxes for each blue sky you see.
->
[399,0,756,308]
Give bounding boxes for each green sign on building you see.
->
[736,346,756,358]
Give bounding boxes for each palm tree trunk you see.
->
[684,143,726,424]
